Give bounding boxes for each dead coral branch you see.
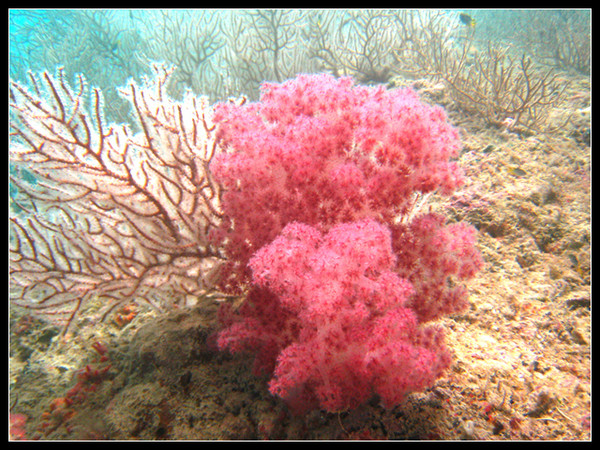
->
[442,45,568,132]
[393,11,568,132]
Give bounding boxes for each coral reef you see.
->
[10,65,481,416]
[8,9,589,440]
[393,11,569,132]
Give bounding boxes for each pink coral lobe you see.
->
[210,73,465,293]
[10,413,28,440]
[220,220,456,413]
[213,74,481,413]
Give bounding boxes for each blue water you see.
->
[10,9,590,118]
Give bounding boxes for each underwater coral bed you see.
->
[9,9,590,441]
[9,71,590,440]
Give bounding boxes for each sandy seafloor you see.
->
[9,71,590,441]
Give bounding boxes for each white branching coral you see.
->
[9,63,224,333]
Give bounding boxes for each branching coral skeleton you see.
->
[393,10,568,132]
[9,63,224,334]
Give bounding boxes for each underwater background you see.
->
[9,9,591,124]
[10,9,590,440]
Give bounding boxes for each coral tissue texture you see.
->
[213,74,482,413]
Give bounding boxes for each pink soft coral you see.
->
[218,220,453,413]
[210,73,463,293]
[391,213,483,323]
[213,74,482,413]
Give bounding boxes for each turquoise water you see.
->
[10,9,590,120]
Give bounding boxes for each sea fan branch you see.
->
[10,63,224,334]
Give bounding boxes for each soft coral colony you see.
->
[212,73,482,413]
[9,66,482,414]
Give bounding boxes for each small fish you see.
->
[508,167,527,177]
[459,13,476,27]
